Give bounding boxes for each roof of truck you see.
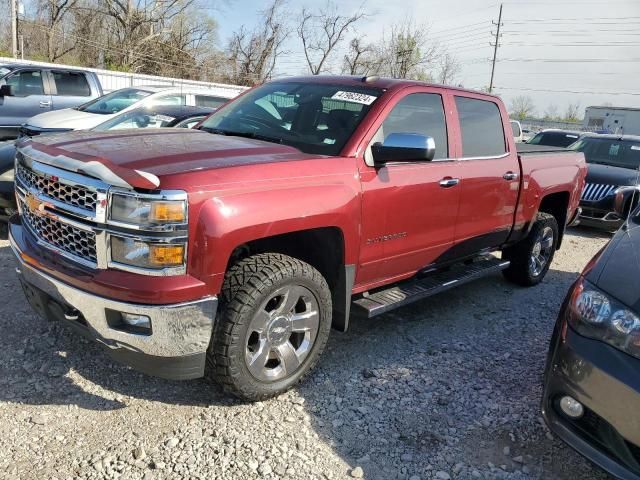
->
[272,75,501,100]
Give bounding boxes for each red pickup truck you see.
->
[9,76,586,400]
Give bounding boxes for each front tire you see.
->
[502,212,559,286]
[207,253,332,401]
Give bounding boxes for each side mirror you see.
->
[0,85,12,97]
[613,187,638,218]
[372,133,436,165]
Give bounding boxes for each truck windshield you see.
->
[569,137,640,170]
[199,82,383,156]
[0,67,11,78]
[528,131,581,148]
[77,88,152,115]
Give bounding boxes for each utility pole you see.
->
[489,3,503,93]
[11,0,18,59]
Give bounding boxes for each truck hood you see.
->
[25,108,112,129]
[587,217,640,313]
[586,162,640,187]
[18,129,318,190]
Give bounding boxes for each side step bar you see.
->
[352,256,510,318]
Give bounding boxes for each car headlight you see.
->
[568,278,640,358]
[0,168,13,182]
[110,236,186,270]
[109,191,187,226]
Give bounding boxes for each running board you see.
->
[352,256,510,318]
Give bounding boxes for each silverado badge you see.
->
[25,193,46,214]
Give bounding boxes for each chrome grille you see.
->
[20,200,97,264]
[16,163,98,212]
[581,183,616,202]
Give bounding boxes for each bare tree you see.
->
[543,104,559,121]
[375,21,439,80]
[342,37,379,76]
[298,1,365,75]
[509,95,535,121]
[563,102,581,122]
[225,0,288,86]
[38,0,79,61]
[436,52,460,85]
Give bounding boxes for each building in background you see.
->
[583,106,640,135]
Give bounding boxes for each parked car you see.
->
[88,105,213,132]
[0,63,102,140]
[0,105,215,220]
[527,129,583,148]
[9,76,586,401]
[542,194,640,480]
[569,134,640,230]
[19,85,234,137]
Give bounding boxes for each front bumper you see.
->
[543,320,640,479]
[10,230,217,381]
[579,196,624,231]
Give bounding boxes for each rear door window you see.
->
[51,71,91,96]
[195,95,227,109]
[3,70,44,96]
[455,96,506,157]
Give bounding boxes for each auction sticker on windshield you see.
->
[331,91,377,105]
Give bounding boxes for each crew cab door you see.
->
[0,68,51,133]
[47,70,94,109]
[449,95,520,259]
[357,90,461,287]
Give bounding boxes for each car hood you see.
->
[586,162,640,186]
[26,108,111,129]
[18,129,320,190]
[587,218,640,313]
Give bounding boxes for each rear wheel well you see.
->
[538,192,570,248]
[226,228,349,331]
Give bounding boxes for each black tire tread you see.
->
[207,253,332,401]
[502,212,558,287]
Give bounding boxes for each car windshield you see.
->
[199,82,383,156]
[92,109,177,131]
[528,131,581,148]
[569,137,640,170]
[77,88,152,115]
[0,67,12,78]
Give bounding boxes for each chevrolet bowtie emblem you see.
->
[25,193,46,213]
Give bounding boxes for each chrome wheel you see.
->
[529,226,554,277]
[245,284,320,382]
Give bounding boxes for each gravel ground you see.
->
[0,227,615,480]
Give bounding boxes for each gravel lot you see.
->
[0,227,615,480]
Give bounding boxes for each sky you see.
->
[213,0,640,118]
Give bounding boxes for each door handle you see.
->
[39,101,51,108]
[439,177,460,188]
[503,171,518,181]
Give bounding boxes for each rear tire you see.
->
[502,212,559,286]
[207,253,332,401]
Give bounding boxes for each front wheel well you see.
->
[226,228,351,331]
[538,192,570,249]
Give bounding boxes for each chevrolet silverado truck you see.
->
[9,76,586,400]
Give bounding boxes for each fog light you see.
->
[559,395,584,419]
[121,313,151,329]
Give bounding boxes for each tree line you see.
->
[0,0,461,86]
[509,95,583,123]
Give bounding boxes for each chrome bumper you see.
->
[11,233,217,378]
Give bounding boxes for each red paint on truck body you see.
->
[15,76,586,305]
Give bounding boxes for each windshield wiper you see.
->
[199,127,283,145]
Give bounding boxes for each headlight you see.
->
[569,278,640,359]
[110,191,187,226]
[110,236,186,271]
[0,168,13,181]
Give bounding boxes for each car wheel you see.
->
[207,253,332,401]
[502,212,558,286]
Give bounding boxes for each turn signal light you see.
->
[149,245,184,266]
[151,202,186,222]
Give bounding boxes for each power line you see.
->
[496,87,640,96]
